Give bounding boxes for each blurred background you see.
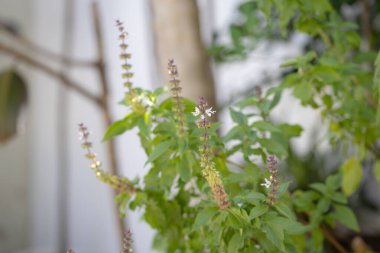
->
[1,0,380,252]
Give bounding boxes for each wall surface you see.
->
[0,0,33,252]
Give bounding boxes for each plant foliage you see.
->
[78,1,380,251]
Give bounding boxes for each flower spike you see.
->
[194,97,230,210]
[115,20,145,114]
[120,229,133,253]
[78,123,135,194]
[168,59,187,137]
[262,155,279,205]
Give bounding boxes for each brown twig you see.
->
[322,226,348,253]
[91,2,128,246]
[360,0,372,51]
[0,21,95,67]
[0,42,101,105]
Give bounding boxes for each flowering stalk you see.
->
[193,97,230,210]
[168,59,186,137]
[116,20,145,114]
[78,123,135,194]
[261,156,279,205]
[120,229,133,253]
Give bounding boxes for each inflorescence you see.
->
[78,123,135,194]
[116,20,133,91]
[260,156,279,205]
[168,59,186,137]
[120,229,133,253]
[193,97,230,210]
[116,20,145,114]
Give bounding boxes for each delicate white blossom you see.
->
[192,106,216,118]
[260,178,271,188]
[192,106,200,116]
[205,107,216,117]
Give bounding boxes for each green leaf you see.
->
[374,51,380,125]
[192,207,218,231]
[278,124,303,138]
[282,220,308,235]
[309,183,327,195]
[0,69,27,143]
[230,108,246,125]
[325,173,341,192]
[281,51,316,68]
[266,88,282,112]
[251,121,281,133]
[145,140,173,165]
[177,153,191,182]
[153,86,167,96]
[373,160,380,184]
[103,113,137,141]
[331,192,347,204]
[249,205,268,220]
[332,204,359,232]
[265,222,285,251]
[258,138,288,156]
[224,125,243,142]
[144,202,166,229]
[228,233,244,253]
[270,216,307,235]
[236,97,259,108]
[234,192,266,204]
[316,197,331,215]
[274,203,295,220]
[293,82,313,104]
[341,157,363,196]
[227,208,251,228]
[278,181,291,196]
[137,113,151,137]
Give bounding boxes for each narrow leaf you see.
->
[249,205,268,220]
[341,157,362,196]
[332,204,359,232]
[145,140,172,165]
[192,207,218,231]
[103,113,137,141]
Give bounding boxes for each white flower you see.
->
[192,106,200,116]
[260,178,271,188]
[205,107,216,117]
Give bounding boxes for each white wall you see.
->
[0,0,33,252]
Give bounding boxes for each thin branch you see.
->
[91,1,128,246]
[0,21,96,67]
[322,226,348,253]
[0,42,101,105]
[360,0,372,51]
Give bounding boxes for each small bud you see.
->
[90,161,101,169]
[120,229,133,253]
